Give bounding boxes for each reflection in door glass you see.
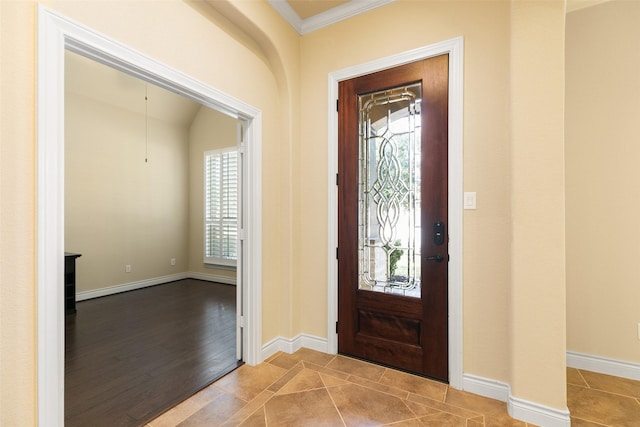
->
[358,83,422,298]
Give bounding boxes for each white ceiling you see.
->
[65,50,201,128]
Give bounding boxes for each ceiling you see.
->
[271,0,614,34]
[268,0,394,34]
[287,0,351,19]
[65,50,202,128]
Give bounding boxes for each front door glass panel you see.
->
[358,83,422,298]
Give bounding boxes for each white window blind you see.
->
[204,148,238,266]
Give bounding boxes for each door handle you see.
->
[425,254,444,263]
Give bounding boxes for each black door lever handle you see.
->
[425,254,444,263]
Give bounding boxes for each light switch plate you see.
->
[464,192,477,210]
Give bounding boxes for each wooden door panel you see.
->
[354,335,424,373]
[357,310,421,345]
[338,55,449,381]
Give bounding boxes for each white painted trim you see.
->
[462,374,510,402]
[76,273,189,301]
[37,7,66,426]
[36,6,262,426]
[327,37,464,389]
[567,351,640,381]
[188,271,237,285]
[74,272,237,302]
[268,0,303,33]
[463,374,570,427]
[242,113,263,367]
[262,334,329,361]
[508,395,571,427]
[268,0,395,35]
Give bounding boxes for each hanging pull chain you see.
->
[145,84,149,163]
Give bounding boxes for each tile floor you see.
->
[148,349,539,426]
[148,349,640,426]
[567,367,640,426]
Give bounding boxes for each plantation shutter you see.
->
[205,149,238,265]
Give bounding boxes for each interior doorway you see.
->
[37,7,263,425]
[63,50,244,425]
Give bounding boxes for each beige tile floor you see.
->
[567,367,640,426]
[147,349,640,426]
[148,349,539,426]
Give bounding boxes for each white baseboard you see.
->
[262,334,329,361]
[462,374,510,401]
[188,271,237,285]
[76,271,236,301]
[76,273,189,301]
[508,395,571,427]
[567,351,640,381]
[463,374,570,427]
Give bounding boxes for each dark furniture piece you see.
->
[65,252,81,315]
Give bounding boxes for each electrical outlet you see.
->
[125,264,131,273]
[170,258,176,266]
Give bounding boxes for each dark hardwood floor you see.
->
[65,279,240,427]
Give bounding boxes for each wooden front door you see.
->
[337,55,449,381]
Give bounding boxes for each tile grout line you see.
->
[324,353,338,368]
[345,374,410,400]
[215,362,291,426]
[257,360,304,427]
[324,374,348,427]
[577,384,640,401]
[576,368,591,388]
[570,416,609,427]
[406,391,484,422]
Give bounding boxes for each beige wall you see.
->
[66,90,241,293]
[1,0,287,423]
[509,0,566,408]
[1,1,37,424]
[297,0,567,409]
[1,0,575,422]
[65,91,189,292]
[66,57,239,292]
[46,0,288,346]
[188,105,238,280]
[566,0,640,363]
[299,0,513,380]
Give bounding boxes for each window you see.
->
[204,148,238,266]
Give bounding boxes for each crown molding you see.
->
[269,0,395,35]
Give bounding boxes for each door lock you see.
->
[433,221,445,245]
[425,254,444,263]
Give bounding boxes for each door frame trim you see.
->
[36,6,263,425]
[327,37,464,388]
